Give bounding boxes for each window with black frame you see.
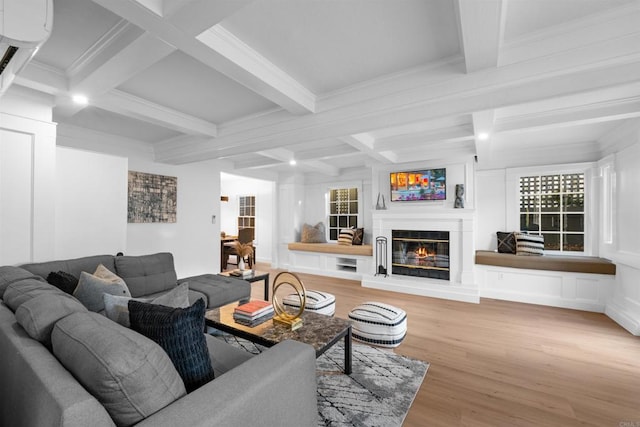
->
[328,188,358,241]
[519,173,585,252]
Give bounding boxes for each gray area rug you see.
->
[218,334,429,427]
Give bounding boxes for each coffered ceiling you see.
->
[14,0,640,177]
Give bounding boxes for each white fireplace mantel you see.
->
[363,209,479,303]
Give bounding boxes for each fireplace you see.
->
[392,230,450,280]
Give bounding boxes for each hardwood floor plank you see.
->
[243,265,640,426]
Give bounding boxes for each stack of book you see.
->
[233,300,274,327]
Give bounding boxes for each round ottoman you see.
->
[283,290,336,316]
[348,302,407,348]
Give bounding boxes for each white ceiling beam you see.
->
[455,0,505,73]
[96,90,218,137]
[257,148,295,163]
[494,97,640,134]
[155,38,640,163]
[339,134,396,164]
[92,0,315,114]
[298,160,340,177]
[374,127,474,151]
[472,110,496,164]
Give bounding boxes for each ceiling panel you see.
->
[117,51,277,124]
[504,0,635,42]
[37,0,123,70]
[221,0,460,94]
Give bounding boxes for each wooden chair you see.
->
[223,228,255,270]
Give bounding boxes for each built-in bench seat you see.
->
[287,243,373,280]
[288,242,373,256]
[475,250,616,275]
[475,250,616,312]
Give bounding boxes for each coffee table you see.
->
[220,270,270,300]
[205,301,352,374]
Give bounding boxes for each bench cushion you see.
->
[288,242,373,256]
[475,250,616,275]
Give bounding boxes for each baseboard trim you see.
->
[605,300,640,336]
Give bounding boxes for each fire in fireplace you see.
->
[391,230,450,280]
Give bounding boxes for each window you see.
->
[238,195,255,231]
[328,188,358,241]
[519,173,585,252]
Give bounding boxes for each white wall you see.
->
[54,147,127,259]
[476,169,507,251]
[125,159,221,278]
[603,134,640,335]
[0,87,57,264]
[220,173,275,264]
[57,127,224,278]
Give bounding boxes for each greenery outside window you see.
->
[519,173,585,252]
[328,188,358,241]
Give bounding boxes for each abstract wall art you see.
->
[127,171,177,223]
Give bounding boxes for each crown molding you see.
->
[67,20,141,78]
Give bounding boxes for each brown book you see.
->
[234,300,272,317]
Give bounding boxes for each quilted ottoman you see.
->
[283,290,336,316]
[348,302,407,348]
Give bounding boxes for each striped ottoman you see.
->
[348,302,407,348]
[283,290,336,316]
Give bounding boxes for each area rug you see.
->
[218,335,429,427]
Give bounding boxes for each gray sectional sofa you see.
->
[0,253,318,427]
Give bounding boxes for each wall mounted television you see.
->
[390,168,446,201]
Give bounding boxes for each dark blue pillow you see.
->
[128,298,214,392]
[46,271,79,294]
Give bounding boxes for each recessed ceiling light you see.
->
[72,94,89,105]
[478,132,489,141]
[289,159,297,166]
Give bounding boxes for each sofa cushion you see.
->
[352,228,365,245]
[180,274,252,308]
[104,282,190,328]
[0,266,44,298]
[497,231,517,254]
[338,228,355,246]
[129,298,215,392]
[20,254,116,282]
[115,252,178,298]
[301,222,327,243]
[3,279,65,312]
[46,271,79,294]
[515,232,545,256]
[73,270,131,312]
[15,292,87,347]
[51,311,186,426]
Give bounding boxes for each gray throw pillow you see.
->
[104,282,190,328]
[74,270,131,312]
[15,293,87,347]
[301,222,327,243]
[52,311,186,426]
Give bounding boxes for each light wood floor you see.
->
[237,264,640,426]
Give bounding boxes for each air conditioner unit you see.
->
[0,0,53,96]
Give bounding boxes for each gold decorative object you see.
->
[271,272,306,330]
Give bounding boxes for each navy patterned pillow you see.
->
[46,271,79,294]
[128,298,215,392]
